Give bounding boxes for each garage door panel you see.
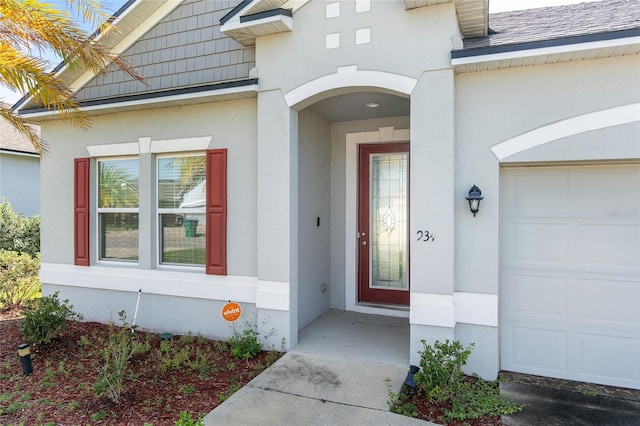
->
[510,273,568,319]
[579,278,640,325]
[581,170,640,210]
[511,223,569,265]
[511,326,568,372]
[511,172,570,212]
[501,164,640,390]
[577,224,640,267]
[578,334,640,384]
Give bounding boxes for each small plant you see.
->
[91,410,108,421]
[178,385,195,396]
[216,383,240,402]
[20,291,82,344]
[385,377,418,418]
[228,327,261,360]
[175,411,204,426]
[228,320,276,361]
[93,311,145,404]
[583,389,597,397]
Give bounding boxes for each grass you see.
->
[162,248,206,265]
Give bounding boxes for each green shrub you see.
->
[21,292,82,344]
[94,311,146,404]
[0,250,40,308]
[0,199,40,257]
[414,339,473,401]
[408,339,522,422]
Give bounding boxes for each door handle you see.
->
[361,240,367,246]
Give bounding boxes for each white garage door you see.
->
[500,164,640,389]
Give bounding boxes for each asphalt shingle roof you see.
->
[0,104,39,154]
[463,0,640,50]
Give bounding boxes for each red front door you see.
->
[358,143,410,305]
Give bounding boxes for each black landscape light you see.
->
[17,343,33,375]
[403,365,420,389]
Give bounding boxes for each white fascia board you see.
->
[282,0,310,13]
[17,84,259,120]
[0,150,39,158]
[222,14,293,33]
[451,36,640,66]
[221,0,262,27]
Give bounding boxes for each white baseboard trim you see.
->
[256,280,290,311]
[411,292,498,328]
[40,263,258,303]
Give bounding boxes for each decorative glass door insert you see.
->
[358,143,410,305]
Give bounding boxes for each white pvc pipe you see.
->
[132,289,142,330]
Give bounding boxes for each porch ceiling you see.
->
[306,92,410,123]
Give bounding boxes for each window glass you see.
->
[99,213,139,261]
[158,155,206,266]
[98,159,139,208]
[97,158,139,262]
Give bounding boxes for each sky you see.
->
[1,0,602,105]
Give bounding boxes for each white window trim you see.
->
[86,136,212,157]
[156,152,207,268]
[96,156,140,265]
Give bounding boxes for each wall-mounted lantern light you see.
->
[465,185,484,217]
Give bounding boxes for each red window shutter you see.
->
[74,158,90,266]
[205,149,227,275]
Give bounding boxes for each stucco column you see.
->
[409,69,456,362]
[256,89,298,349]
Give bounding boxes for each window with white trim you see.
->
[76,146,226,274]
[97,158,139,262]
[158,154,206,266]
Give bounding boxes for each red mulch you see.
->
[0,309,281,425]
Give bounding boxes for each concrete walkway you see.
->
[203,351,433,425]
[204,310,433,425]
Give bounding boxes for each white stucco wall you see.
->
[455,54,640,296]
[297,109,332,328]
[256,1,460,98]
[38,98,266,342]
[40,99,257,273]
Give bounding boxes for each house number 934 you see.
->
[416,231,435,242]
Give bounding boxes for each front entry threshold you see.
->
[295,309,410,366]
[357,302,410,312]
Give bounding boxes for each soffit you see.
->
[403,0,488,38]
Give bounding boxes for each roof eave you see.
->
[16,79,259,123]
[451,31,640,72]
[403,0,488,38]
[12,0,183,112]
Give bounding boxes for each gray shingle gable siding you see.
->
[459,0,640,52]
[75,0,254,102]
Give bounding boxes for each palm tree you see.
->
[0,0,143,154]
